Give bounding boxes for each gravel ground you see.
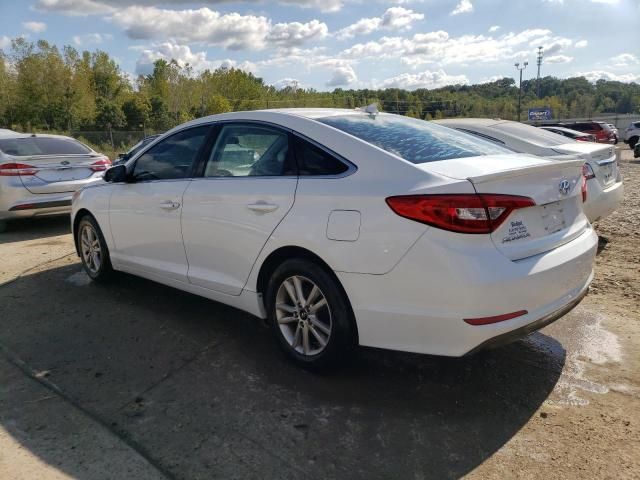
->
[0,146,638,479]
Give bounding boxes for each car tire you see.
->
[265,258,356,371]
[77,215,113,282]
[0,220,7,233]
[629,137,638,149]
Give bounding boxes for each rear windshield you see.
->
[0,137,91,156]
[491,121,569,146]
[317,114,510,164]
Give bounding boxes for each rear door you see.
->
[181,122,297,295]
[0,136,106,194]
[108,125,212,282]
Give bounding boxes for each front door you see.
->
[108,125,211,282]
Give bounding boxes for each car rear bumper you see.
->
[337,225,597,357]
[583,178,624,222]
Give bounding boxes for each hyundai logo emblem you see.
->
[558,179,571,195]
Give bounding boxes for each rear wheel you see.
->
[266,258,355,370]
[77,215,113,282]
[629,136,638,149]
[0,220,6,233]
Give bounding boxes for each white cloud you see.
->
[377,69,469,89]
[319,59,357,86]
[574,40,588,48]
[341,28,574,67]
[337,7,423,40]
[611,53,638,67]
[271,78,301,90]
[22,21,47,33]
[35,0,346,16]
[266,20,328,48]
[72,33,113,46]
[0,36,11,49]
[576,70,640,83]
[451,0,473,15]
[488,25,500,32]
[545,54,573,63]
[134,42,257,75]
[109,6,326,50]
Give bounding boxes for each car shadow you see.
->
[0,262,567,479]
[0,216,71,245]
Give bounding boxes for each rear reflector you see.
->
[386,194,536,234]
[464,310,528,326]
[0,162,38,176]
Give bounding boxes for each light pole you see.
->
[536,46,544,98]
[514,61,528,122]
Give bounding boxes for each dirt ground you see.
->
[0,146,638,480]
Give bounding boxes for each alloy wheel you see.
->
[275,275,332,356]
[80,224,102,274]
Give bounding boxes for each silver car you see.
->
[0,132,110,232]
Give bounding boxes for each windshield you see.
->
[491,122,570,146]
[0,137,91,156]
[317,114,510,164]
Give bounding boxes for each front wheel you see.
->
[266,259,356,370]
[77,215,113,282]
[0,220,7,233]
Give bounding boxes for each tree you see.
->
[122,96,151,130]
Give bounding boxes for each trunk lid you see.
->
[552,143,618,188]
[17,154,103,193]
[419,154,588,260]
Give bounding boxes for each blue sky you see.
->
[1,0,639,90]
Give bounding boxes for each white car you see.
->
[623,121,640,148]
[72,109,597,369]
[435,119,623,222]
[0,132,110,232]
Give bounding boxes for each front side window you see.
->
[205,124,293,177]
[0,137,91,156]
[318,114,510,164]
[132,126,210,181]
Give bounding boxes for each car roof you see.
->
[432,118,504,127]
[540,126,587,135]
[0,129,22,138]
[0,131,81,141]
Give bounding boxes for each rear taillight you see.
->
[581,163,594,203]
[385,194,536,234]
[90,157,111,172]
[0,163,38,176]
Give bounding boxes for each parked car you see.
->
[114,134,162,165]
[623,121,640,148]
[606,123,619,144]
[434,118,623,222]
[545,121,615,144]
[72,109,596,369]
[539,126,596,142]
[0,132,110,232]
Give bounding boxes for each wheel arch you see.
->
[72,208,96,257]
[255,245,359,343]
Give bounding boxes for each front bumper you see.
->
[583,178,624,222]
[337,224,597,357]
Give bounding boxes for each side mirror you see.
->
[104,164,128,183]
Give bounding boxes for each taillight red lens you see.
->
[581,175,588,203]
[385,194,536,234]
[90,157,111,172]
[0,162,38,176]
[582,163,595,180]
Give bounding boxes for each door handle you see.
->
[159,200,180,210]
[247,202,279,213]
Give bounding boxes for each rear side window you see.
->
[318,114,510,164]
[0,137,91,156]
[293,136,349,176]
[132,126,210,181]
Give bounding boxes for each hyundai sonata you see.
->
[71,109,597,369]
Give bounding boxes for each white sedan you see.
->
[72,109,597,369]
[434,118,624,222]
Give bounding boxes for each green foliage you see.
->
[0,38,638,133]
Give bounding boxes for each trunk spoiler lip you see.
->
[465,158,584,184]
[4,153,101,161]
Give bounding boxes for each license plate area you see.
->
[600,163,614,186]
[541,201,566,235]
